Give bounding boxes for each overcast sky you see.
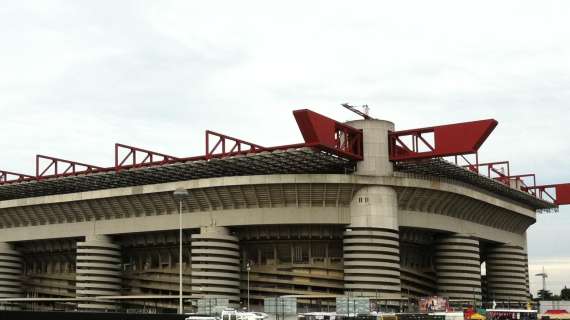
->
[1,1,569,296]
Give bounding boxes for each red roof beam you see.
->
[464,161,510,178]
[500,173,537,191]
[115,143,180,171]
[389,119,498,161]
[475,161,511,184]
[0,170,35,185]
[293,109,363,160]
[523,183,570,206]
[205,130,265,159]
[36,155,104,179]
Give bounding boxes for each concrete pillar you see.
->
[486,244,528,303]
[343,186,401,299]
[0,243,22,299]
[191,226,240,305]
[76,235,121,311]
[343,119,400,299]
[524,253,530,299]
[435,234,482,302]
[345,119,395,177]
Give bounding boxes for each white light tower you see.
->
[535,266,548,296]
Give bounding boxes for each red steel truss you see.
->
[36,155,104,179]
[388,118,570,207]
[1,109,363,183]
[115,143,179,172]
[0,109,566,208]
[523,184,570,206]
[467,162,539,191]
[205,130,265,159]
[465,161,510,181]
[0,170,34,184]
[389,119,498,162]
[506,174,537,190]
[293,109,363,160]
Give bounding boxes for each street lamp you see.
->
[246,262,251,311]
[173,188,189,314]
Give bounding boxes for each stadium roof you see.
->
[0,109,560,210]
[0,148,355,201]
[395,158,556,210]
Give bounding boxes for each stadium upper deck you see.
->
[0,109,561,210]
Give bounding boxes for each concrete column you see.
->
[486,244,528,303]
[0,243,22,299]
[343,186,401,299]
[435,234,482,302]
[524,253,530,299]
[191,226,240,305]
[76,235,121,311]
[346,119,395,177]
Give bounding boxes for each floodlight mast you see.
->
[535,266,548,295]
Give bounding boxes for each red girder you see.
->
[462,161,541,195]
[203,109,364,161]
[115,143,180,172]
[293,109,363,160]
[0,109,566,209]
[389,119,498,161]
[465,161,510,181]
[506,174,537,189]
[523,184,570,206]
[0,170,34,185]
[0,109,362,184]
[495,173,537,193]
[205,130,265,159]
[36,155,103,179]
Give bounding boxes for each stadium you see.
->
[0,108,568,312]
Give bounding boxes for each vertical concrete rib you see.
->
[435,234,481,302]
[0,243,22,299]
[486,244,528,303]
[344,186,401,299]
[76,235,121,310]
[524,253,530,299]
[191,227,240,304]
[344,227,401,297]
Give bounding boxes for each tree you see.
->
[561,286,570,300]
[538,289,553,300]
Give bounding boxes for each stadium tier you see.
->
[0,109,566,312]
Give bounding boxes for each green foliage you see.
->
[538,289,553,300]
[561,286,570,300]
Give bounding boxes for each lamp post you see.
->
[173,188,189,314]
[246,262,251,311]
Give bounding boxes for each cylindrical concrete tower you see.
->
[76,235,122,310]
[486,244,528,303]
[343,119,401,299]
[522,234,531,299]
[346,119,395,177]
[343,224,401,298]
[435,234,482,302]
[191,226,240,305]
[0,243,22,299]
[343,186,401,298]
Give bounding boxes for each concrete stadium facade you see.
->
[0,116,548,312]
